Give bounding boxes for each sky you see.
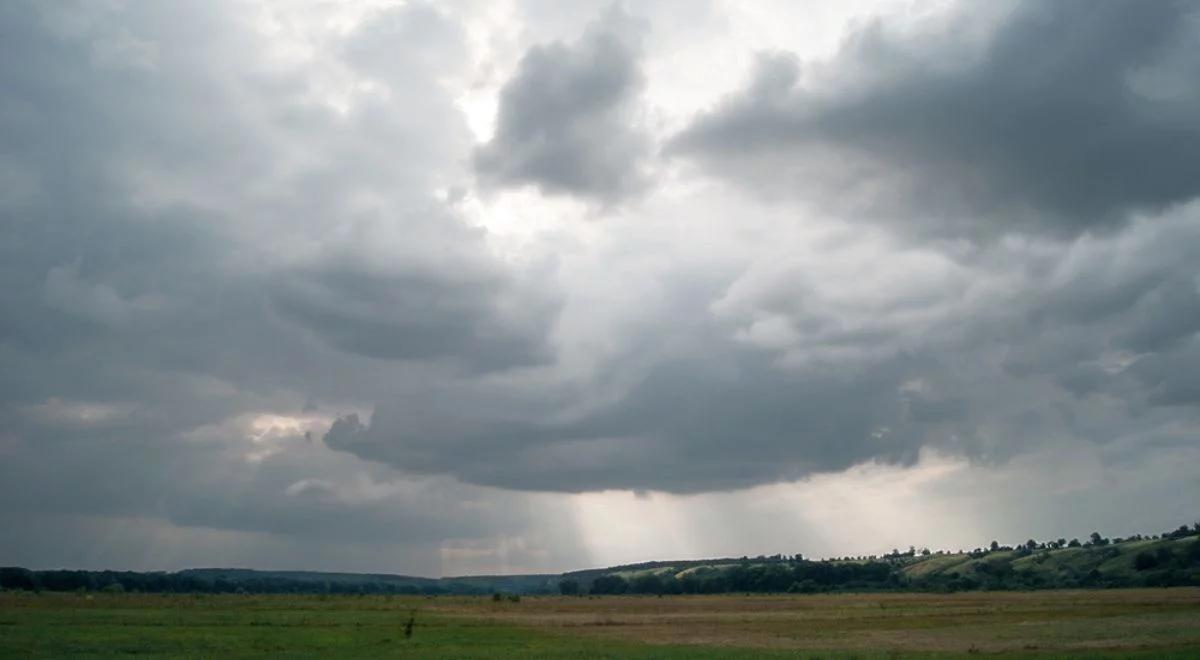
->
[1,0,1199,577]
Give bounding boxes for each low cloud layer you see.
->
[2,0,1199,574]
[327,203,1200,492]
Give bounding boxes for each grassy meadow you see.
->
[2,589,1200,658]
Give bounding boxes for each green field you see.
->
[2,589,1199,658]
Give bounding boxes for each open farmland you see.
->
[2,589,1199,658]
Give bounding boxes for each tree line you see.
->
[0,568,549,596]
[3,523,1197,596]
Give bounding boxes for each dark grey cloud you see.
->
[328,201,1200,493]
[268,210,556,371]
[0,0,554,387]
[327,351,927,493]
[3,0,1200,573]
[272,262,550,370]
[0,0,566,571]
[669,0,1200,236]
[474,8,651,203]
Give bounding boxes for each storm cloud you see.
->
[670,0,1200,236]
[473,8,651,203]
[0,0,564,572]
[2,0,1199,574]
[326,201,1200,492]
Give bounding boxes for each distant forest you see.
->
[3,523,1197,597]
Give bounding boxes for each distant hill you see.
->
[899,534,1200,590]
[3,523,1196,596]
[179,568,436,587]
[176,568,554,593]
[0,566,560,596]
[562,524,1200,595]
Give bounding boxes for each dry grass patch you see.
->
[427,588,1200,654]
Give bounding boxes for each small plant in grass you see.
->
[403,610,416,639]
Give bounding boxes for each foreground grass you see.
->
[1,589,1198,658]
